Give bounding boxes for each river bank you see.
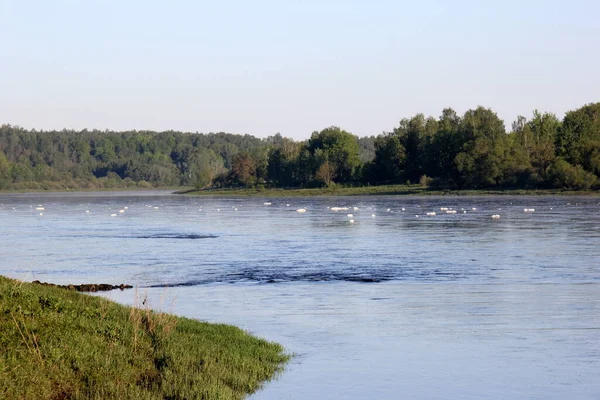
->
[2,184,598,197]
[180,184,600,197]
[0,276,289,400]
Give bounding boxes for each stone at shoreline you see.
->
[32,280,133,292]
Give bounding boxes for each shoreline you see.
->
[0,184,598,197]
[0,187,186,194]
[0,275,289,399]
[180,185,600,197]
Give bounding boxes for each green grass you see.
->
[0,186,190,194]
[3,184,597,196]
[181,184,600,197]
[0,276,289,400]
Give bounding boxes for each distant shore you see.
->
[0,186,187,194]
[179,184,600,197]
[1,184,598,197]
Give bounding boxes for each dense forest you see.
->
[0,102,599,191]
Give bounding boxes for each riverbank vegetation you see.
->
[1,102,599,192]
[0,276,289,399]
[180,185,600,197]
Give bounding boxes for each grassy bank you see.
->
[0,186,190,194]
[181,184,600,197]
[0,276,289,399]
[2,184,597,197]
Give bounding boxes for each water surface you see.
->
[1,191,599,399]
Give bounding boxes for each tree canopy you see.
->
[0,102,599,191]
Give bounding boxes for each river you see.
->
[1,191,599,399]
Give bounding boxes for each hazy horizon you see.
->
[1,0,599,140]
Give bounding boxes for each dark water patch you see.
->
[58,233,219,240]
[147,266,466,287]
[137,234,218,240]
[148,275,388,287]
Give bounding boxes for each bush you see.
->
[547,158,598,189]
[123,177,136,188]
[419,175,434,187]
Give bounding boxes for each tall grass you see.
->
[0,276,289,399]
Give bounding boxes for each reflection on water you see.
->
[1,191,600,399]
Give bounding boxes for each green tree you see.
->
[0,151,11,188]
[423,108,462,184]
[502,127,533,187]
[267,136,301,187]
[94,138,116,163]
[454,107,507,187]
[369,134,406,183]
[307,127,361,183]
[509,111,560,185]
[394,114,427,181]
[189,148,225,189]
[556,102,600,178]
[528,111,560,174]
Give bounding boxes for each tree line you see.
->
[0,102,598,191]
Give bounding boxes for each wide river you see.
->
[1,191,599,399]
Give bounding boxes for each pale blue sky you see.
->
[1,0,599,139]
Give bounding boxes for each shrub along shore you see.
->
[181,184,600,197]
[0,276,289,399]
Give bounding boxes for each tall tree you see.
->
[424,108,462,183]
[369,134,406,183]
[316,160,337,186]
[510,111,560,184]
[0,151,11,188]
[307,127,361,183]
[556,102,600,178]
[230,152,257,187]
[394,114,427,182]
[454,107,507,187]
[267,136,301,187]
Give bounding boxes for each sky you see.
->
[1,0,599,140]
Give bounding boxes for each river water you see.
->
[1,191,599,399]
